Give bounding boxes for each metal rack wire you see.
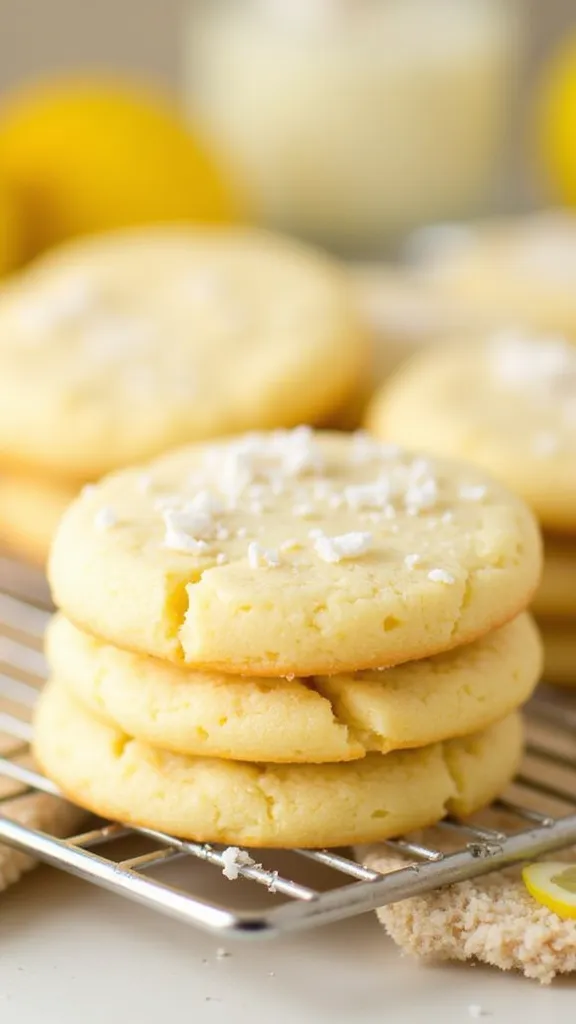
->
[0,552,575,939]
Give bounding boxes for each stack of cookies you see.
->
[34,429,542,847]
[0,225,366,564]
[369,328,576,688]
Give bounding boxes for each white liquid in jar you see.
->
[184,0,520,252]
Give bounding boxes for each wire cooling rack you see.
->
[0,552,575,939]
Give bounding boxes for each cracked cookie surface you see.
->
[47,613,540,762]
[33,680,523,847]
[48,430,541,676]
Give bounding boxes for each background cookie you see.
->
[369,331,576,531]
[0,226,366,480]
[417,210,576,336]
[34,680,523,848]
[0,473,76,564]
[47,612,541,762]
[49,430,542,675]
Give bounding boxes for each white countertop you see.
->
[0,862,573,1023]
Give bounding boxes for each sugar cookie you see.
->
[369,331,576,531]
[0,226,366,480]
[418,210,576,335]
[34,681,523,848]
[49,430,541,675]
[47,613,540,763]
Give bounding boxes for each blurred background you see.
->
[0,0,575,265]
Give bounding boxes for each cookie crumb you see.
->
[267,870,279,894]
[221,847,256,881]
[468,1006,487,1019]
[216,947,230,960]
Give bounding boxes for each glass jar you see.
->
[184,0,522,254]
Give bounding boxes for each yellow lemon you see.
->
[537,36,576,205]
[0,166,23,273]
[522,861,576,919]
[0,76,241,258]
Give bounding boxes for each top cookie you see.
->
[368,330,576,532]
[49,429,541,675]
[0,226,366,479]
[417,210,576,335]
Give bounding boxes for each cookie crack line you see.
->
[49,430,542,675]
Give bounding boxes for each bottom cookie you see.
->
[34,680,523,848]
[0,473,76,565]
[540,624,576,688]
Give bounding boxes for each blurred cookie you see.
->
[34,680,524,848]
[49,429,541,675]
[369,330,576,531]
[414,209,576,335]
[47,613,540,762]
[0,226,367,480]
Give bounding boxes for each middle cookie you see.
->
[47,613,541,763]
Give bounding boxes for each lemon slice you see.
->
[522,861,576,919]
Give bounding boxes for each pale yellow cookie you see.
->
[419,209,576,335]
[533,537,576,619]
[49,430,541,675]
[369,331,576,532]
[0,226,366,480]
[539,625,576,688]
[0,472,76,565]
[47,613,541,763]
[33,680,523,848]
